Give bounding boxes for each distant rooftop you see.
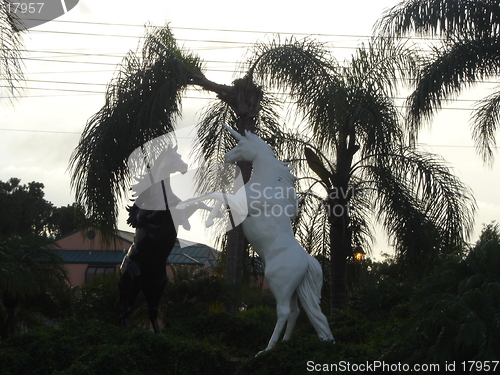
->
[52,239,218,267]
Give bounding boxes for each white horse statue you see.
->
[177,125,334,353]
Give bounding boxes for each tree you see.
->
[0,235,68,338]
[46,203,88,238]
[376,0,500,164]
[0,178,86,239]
[388,222,500,364]
[242,36,476,309]
[1,0,26,101]
[0,178,53,238]
[69,25,279,291]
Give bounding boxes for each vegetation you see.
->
[0,178,87,338]
[376,0,500,164]
[69,23,476,312]
[1,223,499,373]
[4,1,499,371]
[0,0,26,101]
[238,36,475,309]
[0,235,70,339]
[0,178,87,238]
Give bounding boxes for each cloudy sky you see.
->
[1,0,499,256]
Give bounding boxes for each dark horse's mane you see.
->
[126,203,141,228]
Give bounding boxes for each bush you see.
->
[236,337,368,375]
[0,319,228,375]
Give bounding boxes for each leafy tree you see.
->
[46,203,88,238]
[0,178,53,237]
[0,235,68,339]
[376,0,500,164]
[69,24,280,291]
[70,25,476,311]
[0,178,83,238]
[387,222,500,365]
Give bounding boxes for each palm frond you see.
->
[1,1,25,101]
[471,89,500,165]
[248,36,338,125]
[69,24,204,235]
[375,0,500,39]
[347,36,420,97]
[406,36,500,134]
[365,148,475,266]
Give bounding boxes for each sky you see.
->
[1,0,499,257]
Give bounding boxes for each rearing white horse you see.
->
[177,125,334,353]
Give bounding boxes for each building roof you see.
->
[52,249,126,265]
[52,243,219,267]
[168,245,218,266]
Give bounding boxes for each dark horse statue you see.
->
[118,203,177,333]
[117,145,188,333]
[117,144,219,332]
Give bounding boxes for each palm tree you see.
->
[69,24,271,291]
[375,0,500,164]
[237,36,476,309]
[1,0,25,101]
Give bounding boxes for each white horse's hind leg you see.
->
[283,291,299,341]
[262,298,291,353]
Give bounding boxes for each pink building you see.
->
[51,228,219,287]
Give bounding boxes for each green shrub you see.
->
[0,319,228,375]
[236,337,372,375]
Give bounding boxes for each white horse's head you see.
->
[224,125,274,164]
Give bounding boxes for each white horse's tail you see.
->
[297,256,334,342]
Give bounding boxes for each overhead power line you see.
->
[47,18,448,42]
[0,127,494,151]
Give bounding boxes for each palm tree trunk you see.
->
[329,207,351,312]
[219,76,262,311]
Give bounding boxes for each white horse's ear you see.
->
[244,130,252,137]
[173,144,178,151]
[223,123,243,140]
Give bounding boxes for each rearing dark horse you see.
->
[118,202,177,333]
[118,145,193,333]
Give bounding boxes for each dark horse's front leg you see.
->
[142,274,167,334]
[117,254,141,330]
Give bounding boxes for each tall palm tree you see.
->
[375,0,500,164]
[236,36,476,309]
[1,0,25,101]
[69,24,269,291]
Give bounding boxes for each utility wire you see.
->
[0,127,494,151]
